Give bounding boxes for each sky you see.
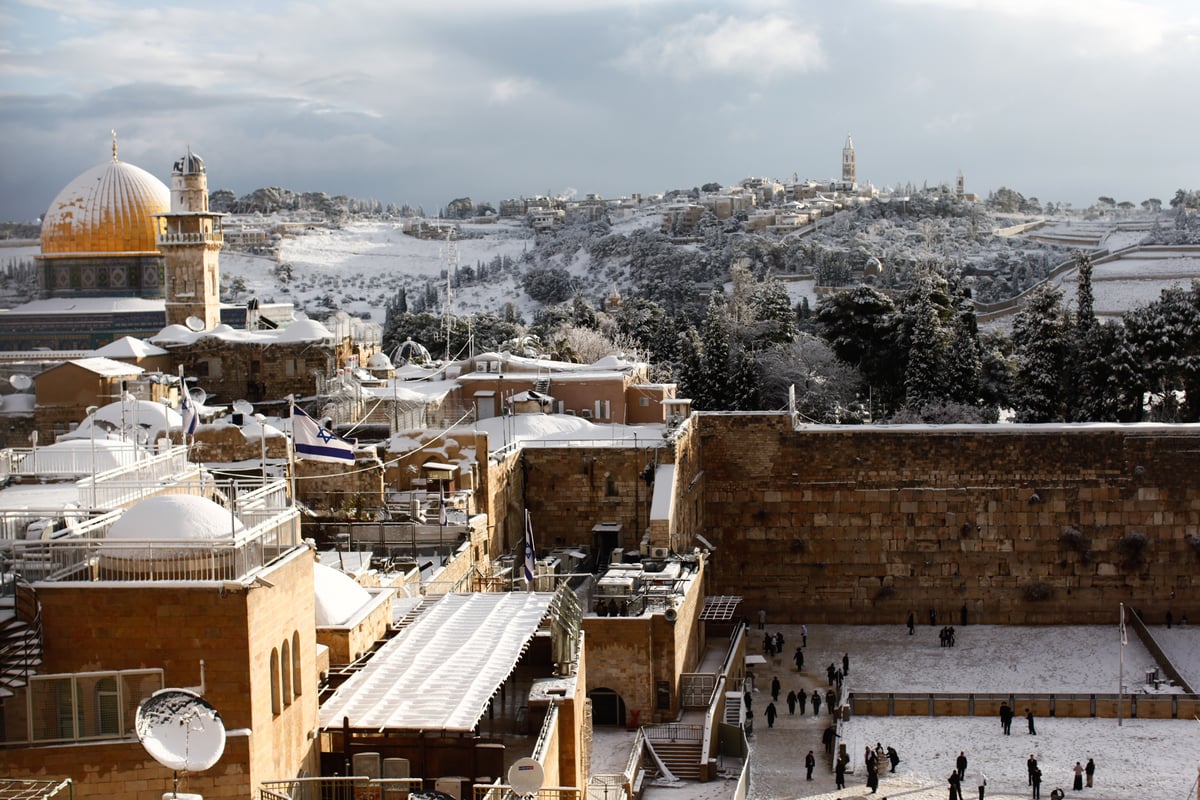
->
[1,0,1198,222]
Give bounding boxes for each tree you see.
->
[1075,251,1095,334]
[755,334,865,422]
[816,286,904,415]
[1011,285,1072,422]
[1122,283,1200,421]
[1142,198,1163,213]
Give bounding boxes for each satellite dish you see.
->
[232,399,255,416]
[664,607,678,624]
[10,374,32,391]
[507,757,544,798]
[189,387,208,406]
[135,688,226,773]
[185,315,206,332]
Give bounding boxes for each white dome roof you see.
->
[366,352,394,370]
[108,495,243,542]
[313,562,372,626]
[276,315,335,343]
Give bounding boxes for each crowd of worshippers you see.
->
[939,625,958,646]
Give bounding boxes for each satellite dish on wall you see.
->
[10,374,32,391]
[135,688,226,773]
[507,757,544,798]
[189,387,208,406]
[664,607,678,624]
[185,316,206,332]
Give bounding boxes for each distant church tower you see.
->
[956,169,965,198]
[842,134,856,185]
[156,149,224,330]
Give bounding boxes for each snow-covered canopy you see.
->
[93,336,168,359]
[313,562,373,626]
[318,592,555,732]
[107,494,243,542]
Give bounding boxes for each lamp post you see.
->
[86,406,99,509]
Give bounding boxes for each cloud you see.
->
[488,77,536,105]
[616,12,826,81]
[884,0,1195,55]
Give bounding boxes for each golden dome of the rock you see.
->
[40,159,170,256]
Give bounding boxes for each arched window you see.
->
[270,648,281,715]
[292,631,302,698]
[281,640,292,707]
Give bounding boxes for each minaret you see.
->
[842,134,856,186]
[156,148,224,330]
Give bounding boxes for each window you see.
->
[270,648,281,715]
[640,397,650,407]
[95,677,119,736]
[281,640,292,707]
[605,473,618,497]
[292,631,302,698]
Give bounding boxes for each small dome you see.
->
[109,495,243,542]
[41,160,170,256]
[313,563,372,626]
[173,150,205,175]
[366,352,394,370]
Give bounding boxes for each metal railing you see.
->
[6,508,300,583]
[847,690,1200,718]
[259,777,421,800]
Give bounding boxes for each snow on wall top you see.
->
[318,591,555,731]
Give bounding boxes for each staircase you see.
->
[647,738,703,781]
[0,578,43,698]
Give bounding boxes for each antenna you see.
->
[136,688,226,789]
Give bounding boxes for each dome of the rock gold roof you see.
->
[40,159,170,256]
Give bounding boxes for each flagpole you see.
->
[177,365,190,457]
[1118,602,1125,727]
[287,394,297,504]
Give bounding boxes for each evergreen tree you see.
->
[1122,283,1200,421]
[749,277,799,347]
[1075,251,1095,334]
[946,309,983,406]
[903,290,946,410]
[1011,285,1071,422]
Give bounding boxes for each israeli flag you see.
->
[292,405,357,463]
[180,383,198,436]
[523,509,537,587]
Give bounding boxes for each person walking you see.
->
[956,751,968,782]
[786,689,797,715]
[835,754,846,790]
[1085,757,1095,787]
[771,675,781,701]
[822,724,835,754]
[801,623,808,646]
[1025,708,1037,735]
[976,770,987,800]
[811,689,822,715]
[798,688,808,714]
[827,663,837,686]
[1000,702,1013,735]
[947,770,963,800]
[1031,764,1042,799]
[794,646,804,672]
[1027,755,1038,786]
[758,608,766,630]
[1072,761,1084,791]
[886,745,900,772]
[907,610,915,634]
[826,687,837,715]
[765,701,777,728]
[842,652,850,676]
[805,750,816,781]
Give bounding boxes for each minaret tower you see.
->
[155,148,224,330]
[842,133,856,186]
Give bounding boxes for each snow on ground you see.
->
[1154,625,1200,689]
[637,622,1198,800]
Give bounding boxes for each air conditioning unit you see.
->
[649,546,670,559]
[579,409,593,419]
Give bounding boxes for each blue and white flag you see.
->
[523,509,537,587]
[179,379,198,436]
[291,405,357,463]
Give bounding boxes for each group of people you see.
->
[1028,754,1095,799]
[946,751,986,800]
[779,683,837,717]
[939,625,958,647]
[998,701,1037,735]
[762,630,785,656]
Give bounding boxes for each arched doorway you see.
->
[588,688,627,727]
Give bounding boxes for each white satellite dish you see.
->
[185,315,206,332]
[135,688,226,773]
[507,757,544,798]
[10,374,32,391]
[232,399,255,416]
[189,387,208,406]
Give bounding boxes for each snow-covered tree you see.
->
[1011,285,1072,422]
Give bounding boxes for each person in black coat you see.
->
[764,701,777,728]
[822,724,835,754]
[798,688,807,714]
[835,755,846,790]
[842,652,850,676]
[907,610,915,634]
[887,745,900,772]
[1025,707,1037,735]
[811,689,822,715]
[826,687,837,715]
[957,751,968,781]
[794,646,804,672]
[1000,701,1013,735]
[786,689,797,715]
[947,770,962,800]
[805,750,816,780]
[771,675,781,701]
[1085,757,1095,787]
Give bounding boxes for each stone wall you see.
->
[680,415,1200,624]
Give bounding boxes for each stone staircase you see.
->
[647,738,703,781]
[0,579,43,698]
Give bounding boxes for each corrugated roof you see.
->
[319,592,555,732]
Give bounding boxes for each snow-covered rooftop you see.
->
[318,592,555,731]
[92,336,168,359]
